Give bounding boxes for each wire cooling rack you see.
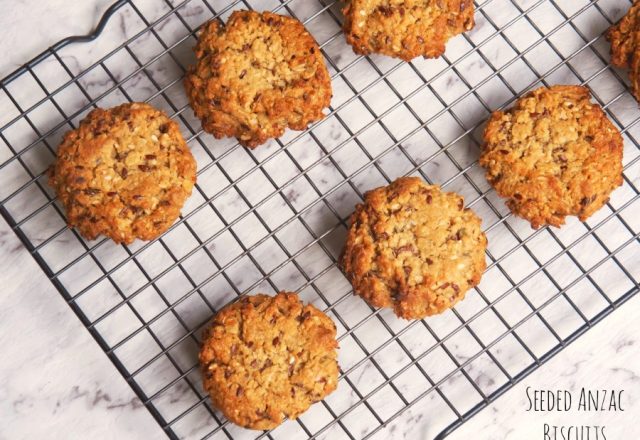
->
[0,0,639,438]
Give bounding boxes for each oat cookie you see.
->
[184,10,332,148]
[199,292,339,430]
[342,0,474,61]
[48,102,197,244]
[480,85,623,229]
[340,177,487,320]
[607,1,640,101]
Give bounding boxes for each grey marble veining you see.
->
[0,0,638,439]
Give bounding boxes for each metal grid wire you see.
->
[0,0,639,438]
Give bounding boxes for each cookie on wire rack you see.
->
[184,10,332,149]
[479,85,623,229]
[607,0,640,101]
[340,177,487,320]
[199,292,339,430]
[48,102,197,245]
[342,0,475,61]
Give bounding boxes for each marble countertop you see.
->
[1,1,638,439]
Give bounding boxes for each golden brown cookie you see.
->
[342,0,475,61]
[607,1,640,101]
[184,10,332,148]
[199,292,339,430]
[340,177,487,320]
[480,85,623,229]
[48,102,197,244]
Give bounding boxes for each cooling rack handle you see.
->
[58,0,128,45]
[1,0,128,86]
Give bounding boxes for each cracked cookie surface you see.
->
[340,177,487,320]
[48,102,197,244]
[342,0,474,61]
[184,10,332,148]
[199,292,339,430]
[480,85,623,229]
[607,1,640,101]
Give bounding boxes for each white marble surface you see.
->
[0,215,163,439]
[0,1,638,439]
[1,4,161,440]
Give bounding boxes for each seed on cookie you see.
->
[199,292,339,430]
[607,2,640,101]
[480,85,623,229]
[342,0,475,61]
[184,10,332,148]
[48,102,197,244]
[340,177,487,320]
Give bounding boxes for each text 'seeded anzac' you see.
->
[525,387,625,439]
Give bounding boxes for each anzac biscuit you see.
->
[607,1,640,101]
[199,292,339,430]
[184,10,332,148]
[480,85,623,229]
[342,0,474,61]
[340,177,487,320]
[48,102,197,244]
